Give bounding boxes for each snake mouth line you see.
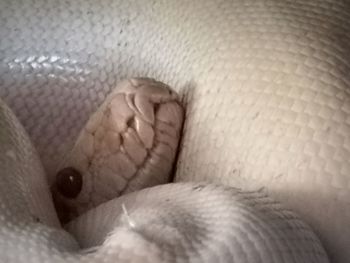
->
[52,78,184,224]
[118,117,183,196]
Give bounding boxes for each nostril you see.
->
[55,167,83,199]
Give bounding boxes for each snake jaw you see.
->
[52,78,184,224]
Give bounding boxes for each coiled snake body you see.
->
[0,0,350,262]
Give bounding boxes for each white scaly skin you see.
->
[0,0,349,262]
[0,97,328,262]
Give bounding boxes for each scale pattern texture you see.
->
[0,99,329,262]
[0,0,349,262]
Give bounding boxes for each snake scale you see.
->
[0,0,350,262]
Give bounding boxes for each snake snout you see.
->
[51,78,184,224]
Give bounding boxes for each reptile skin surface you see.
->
[0,98,328,262]
[0,0,349,262]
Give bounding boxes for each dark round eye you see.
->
[55,167,83,199]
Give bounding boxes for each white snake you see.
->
[0,0,349,262]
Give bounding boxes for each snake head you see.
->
[51,78,184,224]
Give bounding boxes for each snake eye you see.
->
[55,167,83,199]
